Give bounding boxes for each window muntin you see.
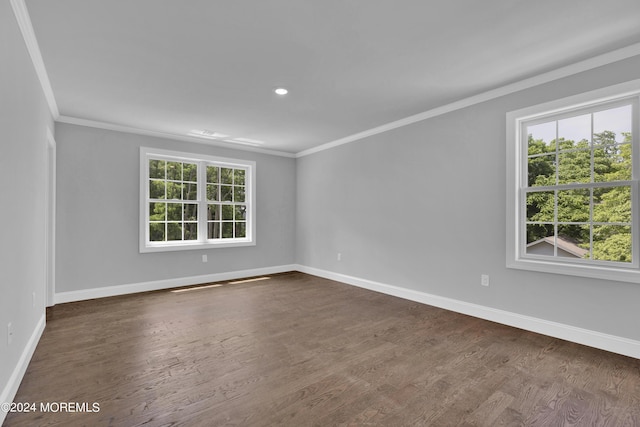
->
[140,148,255,252]
[520,98,638,267]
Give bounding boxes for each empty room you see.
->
[3,0,640,425]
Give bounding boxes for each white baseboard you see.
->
[54,264,298,304]
[0,313,45,425]
[295,264,640,360]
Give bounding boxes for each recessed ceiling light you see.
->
[274,88,288,95]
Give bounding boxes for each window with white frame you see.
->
[140,147,255,252]
[506,81,640,282]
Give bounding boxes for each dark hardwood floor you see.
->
[4,272,640,426]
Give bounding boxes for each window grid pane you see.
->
[145,152,252,248]
[523,101,634,265]
[147,160,200,243]
[205,165,249,241]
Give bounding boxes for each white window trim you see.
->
[506,79,640,283]
[140,147,256,253]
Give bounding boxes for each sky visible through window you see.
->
[528,105,631,144]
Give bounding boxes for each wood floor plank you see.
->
[4,272,640,426]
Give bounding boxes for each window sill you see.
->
[140,240,255,253]
[507,257,640,284]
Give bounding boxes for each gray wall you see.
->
[1,0,53,405]
[296,54,640,341]
[55,123,296,292]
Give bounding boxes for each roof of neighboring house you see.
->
[527,236,589,258]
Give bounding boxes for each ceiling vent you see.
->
[226,137,265,146]
[188,129,230,139]
[189,130,265,147]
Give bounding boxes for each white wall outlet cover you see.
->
[481,275,490,286]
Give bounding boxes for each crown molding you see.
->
[10,0,59,119]
[57,116,297,158]
[296,42,640,158]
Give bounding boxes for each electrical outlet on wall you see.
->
[481,274,490,287]
[337,252,342,261]
[32,292,36,308]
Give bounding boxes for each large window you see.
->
[140,147,255,252]
[506,81,640,282]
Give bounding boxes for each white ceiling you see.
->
[24,0,640,155]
